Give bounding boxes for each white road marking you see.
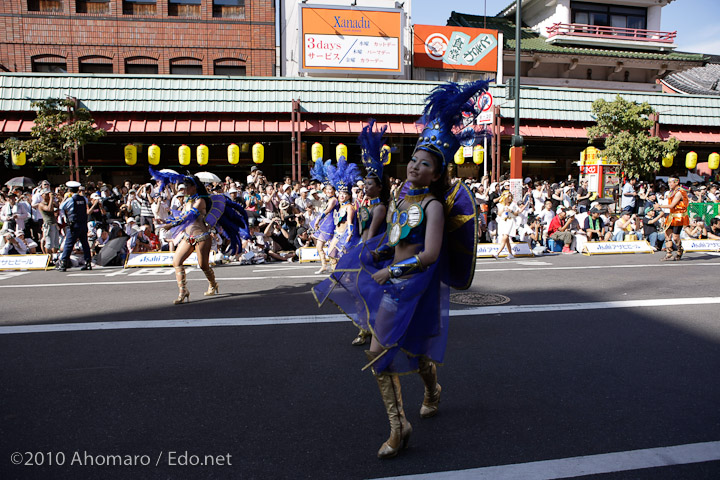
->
[2,296,720,335]
[0,272,29,281]
[0,275,322,289]
[475,261,720,272]
[368,440,720,480]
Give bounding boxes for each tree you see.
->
[586,95,679,179]
[1,97,105,172]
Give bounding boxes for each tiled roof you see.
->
[662,63,720,96]
[447,11,706,63]
[1,73,720,127]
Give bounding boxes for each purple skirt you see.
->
[312,206,338,243]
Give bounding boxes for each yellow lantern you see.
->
[311,142,323,163]
[124,144,137,166]
[454,148,464,165]
[178,144,191,166]
[661,154,674,168]
[11,151,26,166]
[382,144,392,165]
[148,144,161,166]
[197,144,209,166]
[241,143,250,153]
[252,143,264,164]
[709,152,720,170]
[228,144,239,165]
[686,151,697,170]
[473,145,484,165]
[336,143,347,162]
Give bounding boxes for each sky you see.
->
[411,0,720,56]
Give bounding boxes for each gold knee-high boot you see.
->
[173,266,189,304]
[202,266,219,296]
[366,351,412,459]
[418,357,442,418]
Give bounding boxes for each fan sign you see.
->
[424,33,449,61]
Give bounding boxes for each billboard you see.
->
[413,25,498,72]
[299,6,404,75]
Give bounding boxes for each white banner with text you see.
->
[476,243,533,257]
[125,252,198,268]
[0,254,50,271]
[582,241,654,255]
[681,239,720,252]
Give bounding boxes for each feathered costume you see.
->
[309,159,338,243]
[149,167,251,303]
[149,167,251,254]
[326,156,363,258]
[356,119,390,238]
[312,81,486,459]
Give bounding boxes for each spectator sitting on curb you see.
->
[643,206,666,250]
[582,208,611,242]
[612,211,639,241]
[547,208,576,254]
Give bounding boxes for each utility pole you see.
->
[509,0,523,199]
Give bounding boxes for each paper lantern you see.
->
[382,145,392,165]
[178,145,191,166]
[473,145,484,165]
[454,148,464,165]
[336,143,347,162]
[241,143,250,153]
[124,144,137,166]
[11,151,26,166]
[661,154,673,168]
[311,142,323,163]
[228,144,239,165]
[685,151,697,170]
[709,152,720,170]
[252,143,264,164]
[196,144,209,166]
[148,144,161,166]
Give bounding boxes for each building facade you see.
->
[0,0,275,76]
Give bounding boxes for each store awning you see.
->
[499,124,588,138]
[660,127,720,144]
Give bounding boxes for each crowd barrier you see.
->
[0,254,51,271]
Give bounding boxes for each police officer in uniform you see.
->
[57,181,92,271]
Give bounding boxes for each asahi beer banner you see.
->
[582,241,654,255]
[0,254,50,271]
[681,239,720,252]
[300,6,404,75]
[298,247,330,263]
[125,252,198,268]
[476,243,533,257]
[414,25,498,72]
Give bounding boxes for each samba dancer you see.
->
[310,160,338,274]
[661,174,689,261]
[350,119,391,346]
[150,168,250,303]
[313,81,484,458]
[326,158,362,266]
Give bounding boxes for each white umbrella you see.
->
[195,171,222,184]
[159,168,179,175]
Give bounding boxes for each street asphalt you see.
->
[1,251,719,479]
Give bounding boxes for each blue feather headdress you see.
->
[415,80,491,167]
[149,167,196,191]
[309,159,333,187]
[326,156,362,193]
[358,119,389,180]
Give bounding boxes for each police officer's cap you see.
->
[66,181,81,188]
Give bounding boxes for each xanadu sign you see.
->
[414,25,498,72]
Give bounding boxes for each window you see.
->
[32,55,67,73]
[571,2,646,30]
[169,0,201,17]
[213,0,245,19]
[214,58,246,76]
[170,58,203,75]
[79,56,113,73]
[123,0,156,16]
[76,0,110,14]
[125,57,158,74]
[27,0,63,13]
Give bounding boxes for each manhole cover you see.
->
[450,292,510,306]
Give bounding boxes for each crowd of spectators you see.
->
[2,165,720,267]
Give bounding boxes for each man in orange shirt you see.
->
[662,175,689,261]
